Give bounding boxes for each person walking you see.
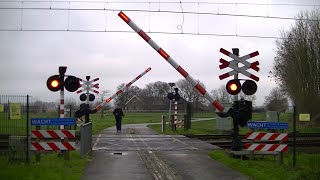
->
[113,107,124,133]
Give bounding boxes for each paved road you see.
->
[82,124,248,180]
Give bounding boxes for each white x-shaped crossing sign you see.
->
[219,48,260,81]
[76,78,100,94]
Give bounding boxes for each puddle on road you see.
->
[110,152,128,155]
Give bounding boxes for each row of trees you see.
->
[113,79,260,111]
[272,8,320,119]
[113,80,206,110]
[30,80,287,113]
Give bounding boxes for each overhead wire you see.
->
[0,7,316,22]
[0,1,317,39]
[0,28,289,39]
[177,0,184,32]
[0,0,320,7]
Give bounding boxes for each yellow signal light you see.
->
[226,79,241,95]
[51,80,60,88]
[230,83,238,91]
[47,75,62,92]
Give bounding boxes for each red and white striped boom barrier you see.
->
[245,132,288,152]
[94,67,151,112]
[246,132,288,141]
[31,130,76,151]
[31,142,76,151]
[118,11,224,112]
[245,143,288,152]
[31,130,76,139]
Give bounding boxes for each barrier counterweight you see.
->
[118,11,224,112]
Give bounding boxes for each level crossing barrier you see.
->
[245,132,288,164]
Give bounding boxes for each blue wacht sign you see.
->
[247,121,288,129]
[31,118,76,126]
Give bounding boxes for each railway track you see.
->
[186,133,320,149]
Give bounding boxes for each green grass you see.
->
[148,119,223,135]
[1,111,320,180]
[0,152,89,180]
[0,112,168,180]
[209,150,320,180]
[192,112,216,118]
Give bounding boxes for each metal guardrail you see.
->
[80,122,92,158]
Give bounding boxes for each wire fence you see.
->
[0,95,29,164]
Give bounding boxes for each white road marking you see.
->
[93,134,102,147]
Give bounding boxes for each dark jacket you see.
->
[113,108,124,119]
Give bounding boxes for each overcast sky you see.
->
[0,0,318,106]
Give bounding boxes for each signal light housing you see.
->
[65,76,80,92]
[47,75,62,92]
[167,92,174,100]
[47,75,80,92]
[226,79,258,96]
[226,79,241,95]
[242,80,257,95]
[174,88,181,101]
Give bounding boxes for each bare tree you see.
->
[271,9,320,118]
[211,85,233,104]
[210,85,256,106]
[264,87,288,112]
[176,79,206,110]
[99,90,110,117]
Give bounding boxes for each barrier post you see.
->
[35,125,40,162]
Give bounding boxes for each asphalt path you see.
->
[81,121,248,180]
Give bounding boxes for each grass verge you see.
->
[0,151,89,180]
[209,150,320,180]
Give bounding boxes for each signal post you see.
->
[218,48,259,151]
[46,66,80,159]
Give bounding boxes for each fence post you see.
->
[293,105,297,168]
[161,115,166,133]
[186,102,192,130]
[26,95,30,163]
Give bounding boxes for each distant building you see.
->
[125,95,145,111]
